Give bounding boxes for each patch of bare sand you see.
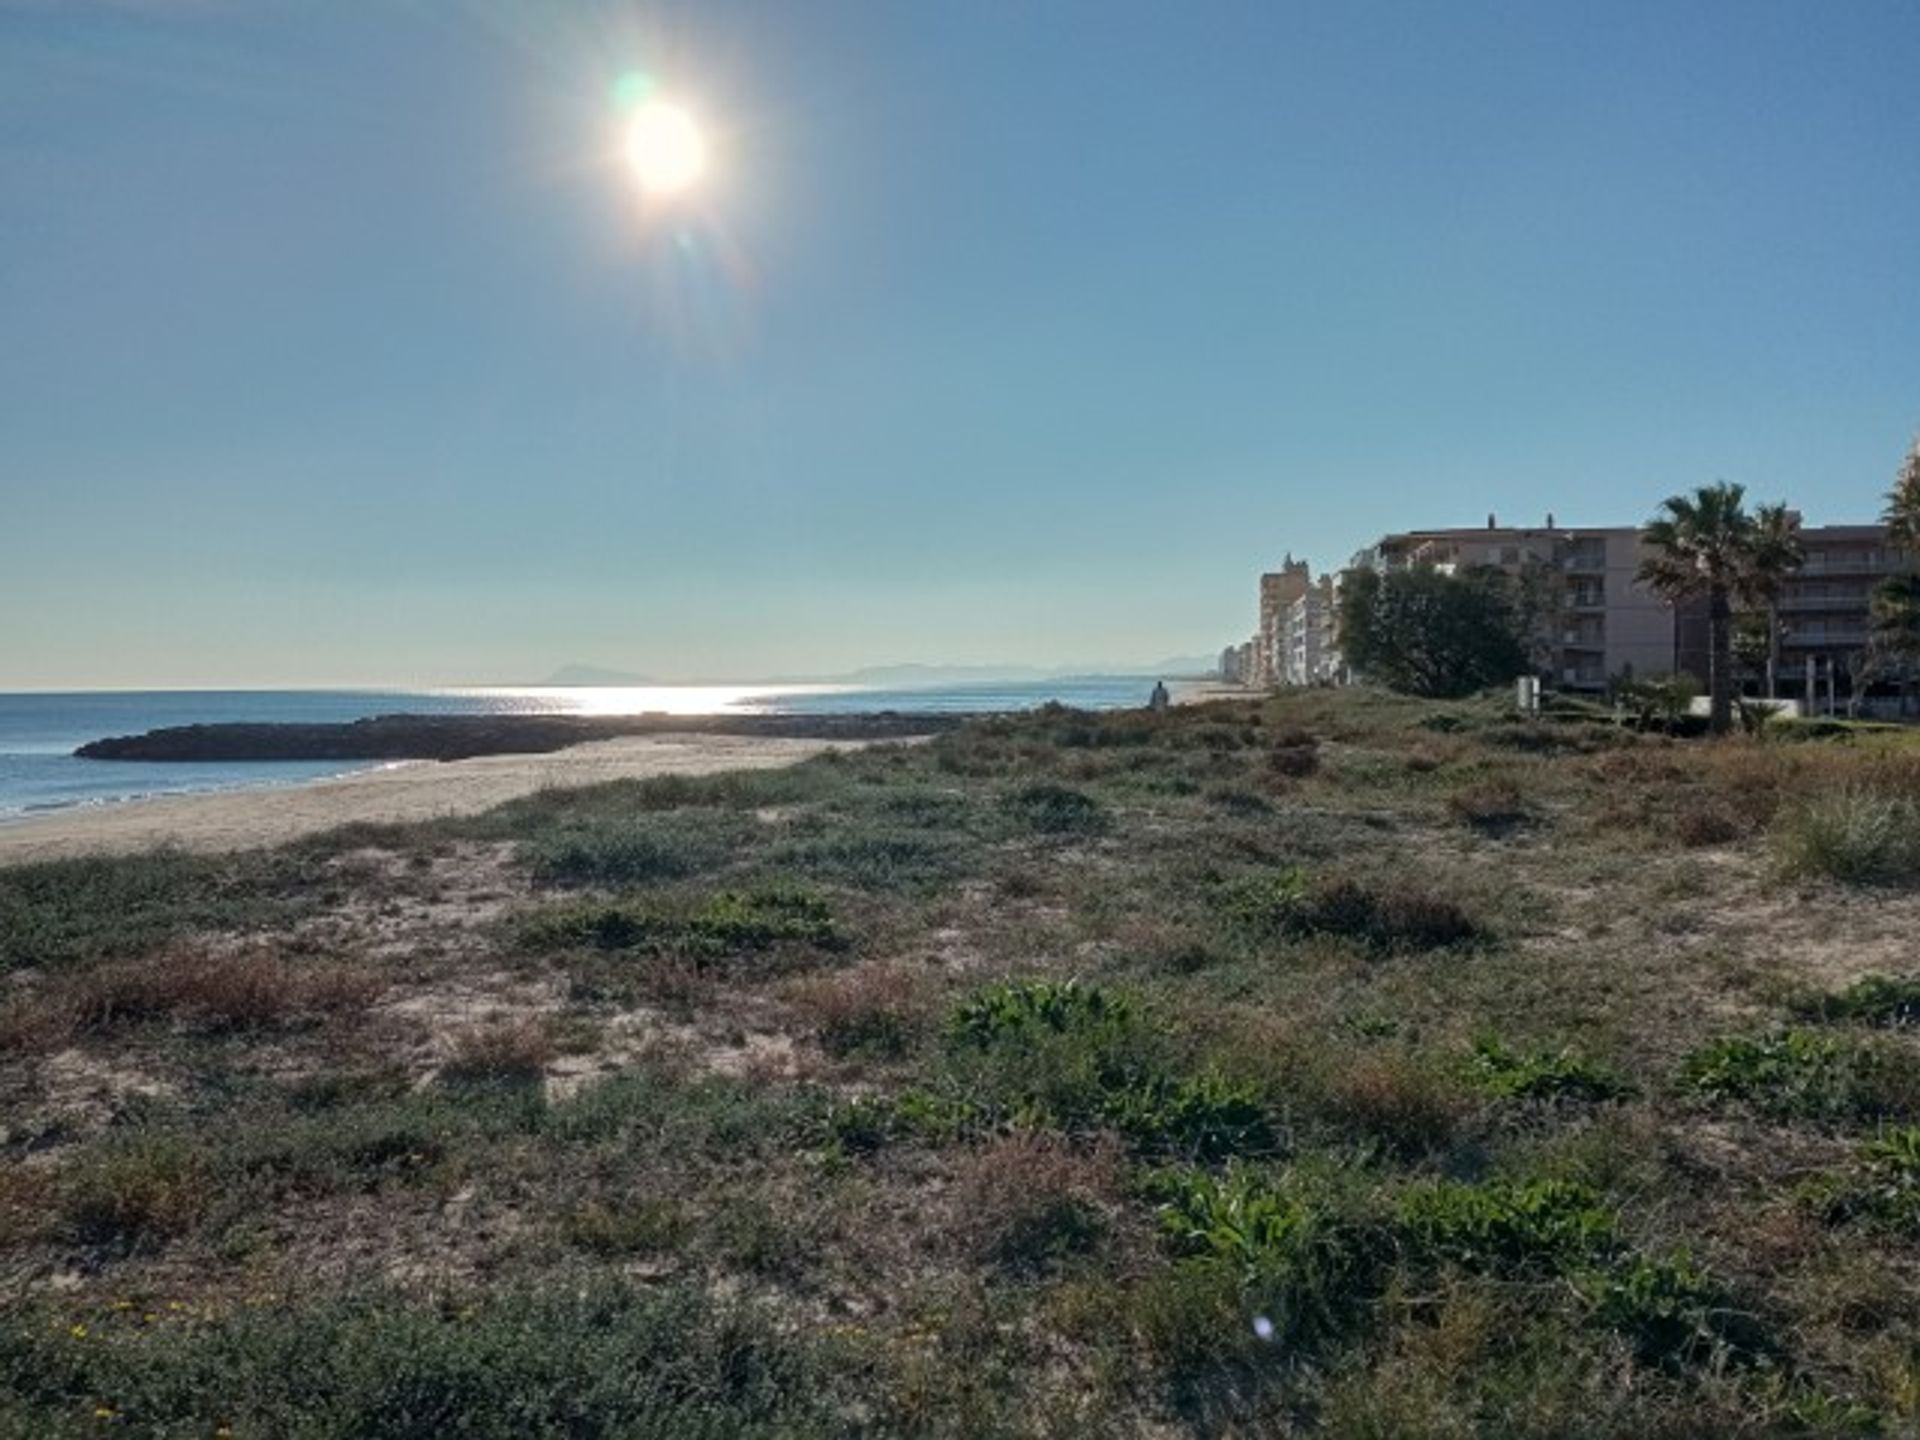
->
[0,734,865,864]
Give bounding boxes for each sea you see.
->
[0,676,1165,823]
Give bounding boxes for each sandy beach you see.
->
[0,734,862,864]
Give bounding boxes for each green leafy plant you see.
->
[1793,974,1920,1026]
[1470,1037,1630,1102]
[947,978,1131,1049]
[1397,1177,1620,1274]
[1681,1030,1901,1119]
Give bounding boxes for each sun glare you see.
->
[626,100,707,196]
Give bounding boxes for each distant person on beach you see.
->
[1148,680,1170,711]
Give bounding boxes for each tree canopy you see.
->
[1338,565,1529,699]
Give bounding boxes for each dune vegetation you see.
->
[6,690,1920,1435]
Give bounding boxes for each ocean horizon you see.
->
[0,676,1168,822]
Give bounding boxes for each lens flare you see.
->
[626,100,707,196]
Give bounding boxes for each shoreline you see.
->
[0,734,866,865]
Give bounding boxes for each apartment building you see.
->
[1249,559,1312,687]
[1282,575,1342,685]
[1777,525,1899,706]
[1232,515,1908,706]
[1363,521,1672,692]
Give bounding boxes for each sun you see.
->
[626,101,707,196]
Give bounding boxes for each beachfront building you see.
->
[1774,524,1901,713]
[1250,558,1313,687]
[1362,519,1673,693]
[1229,514,1909,706]
[1282,574,1343,685]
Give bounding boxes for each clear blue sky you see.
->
[5,0,1918,687]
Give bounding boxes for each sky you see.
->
[4,0,1919,688]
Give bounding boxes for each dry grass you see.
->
[784,961,936,1059]
[439,1016,555,1085]
[950,1131,1123,1273]
[0,944,383,1052]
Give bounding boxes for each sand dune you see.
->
[0,734,862,864]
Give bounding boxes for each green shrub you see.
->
[522,888,838,959]
[1000,783,1109,835]
[1221,868,1477,950]
[1807,1126,1920,1231]
[1398,1178,1619,1274]
[563,1198,691,1256]
[1103,1072,1278,1161]
[57,1137,209,1252]
[1148,1165,1371,1343]
[0,1284,839,1437]
[1574,1252,1736,1370]
[1793,974,1920,1027]
[1681,1030,1906,1119]
[1470,1037,1630,1102]
[1446,777,1530,832]
[947,978,1131,1049]
[0,850,322,974]
[1773,789,1920,886]
[522,817,738,887]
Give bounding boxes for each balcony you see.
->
[1782,629,1869,649]
[1799,557,1891,576]
[1777,594,1873,612]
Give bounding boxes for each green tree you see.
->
[1741,502,1804,699]
[1638,483,1760,736]
[1338,565,1530,699]
[1884,437,1920,555]
[1863,572,1920,716]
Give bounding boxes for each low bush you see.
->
[786,963,932,1059]
[521,813,742,886]
[1792,974,1920,1027]
[953,1133,1116,1274]
[563,1198,692,1256]
[1221,868,1478,951]
[1681,1030,1912,1119]
[947,978,1131,1049]
[1446,777,1530,833]
[1,946,381,1050]
[1574,1252,1735,1370]
[0,850,322,974]
[439,1018,554,1087]
[1773,789,1920,886]
[1148,1164,1371,1344]
[1321,1051,1472,1156]
[1671,806,1742,848]
[0,1284,840,1437]
[57,1137,209,1253]
[522,887,839,960]
[1000,783,1110,836]
[1268,739,1320,779]
[1398,1177,1619,1275]
[1470,1037,1630,1102]
[1103,1072,1278,1161]
[1806,1126,1920,1231]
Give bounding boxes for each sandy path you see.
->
[0,735,861,864]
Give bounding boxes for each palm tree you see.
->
[1885,436,1920,555]
[1742,502,1804,699]
[1638,482,1758,736]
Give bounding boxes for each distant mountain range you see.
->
[540,657,1217,688]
